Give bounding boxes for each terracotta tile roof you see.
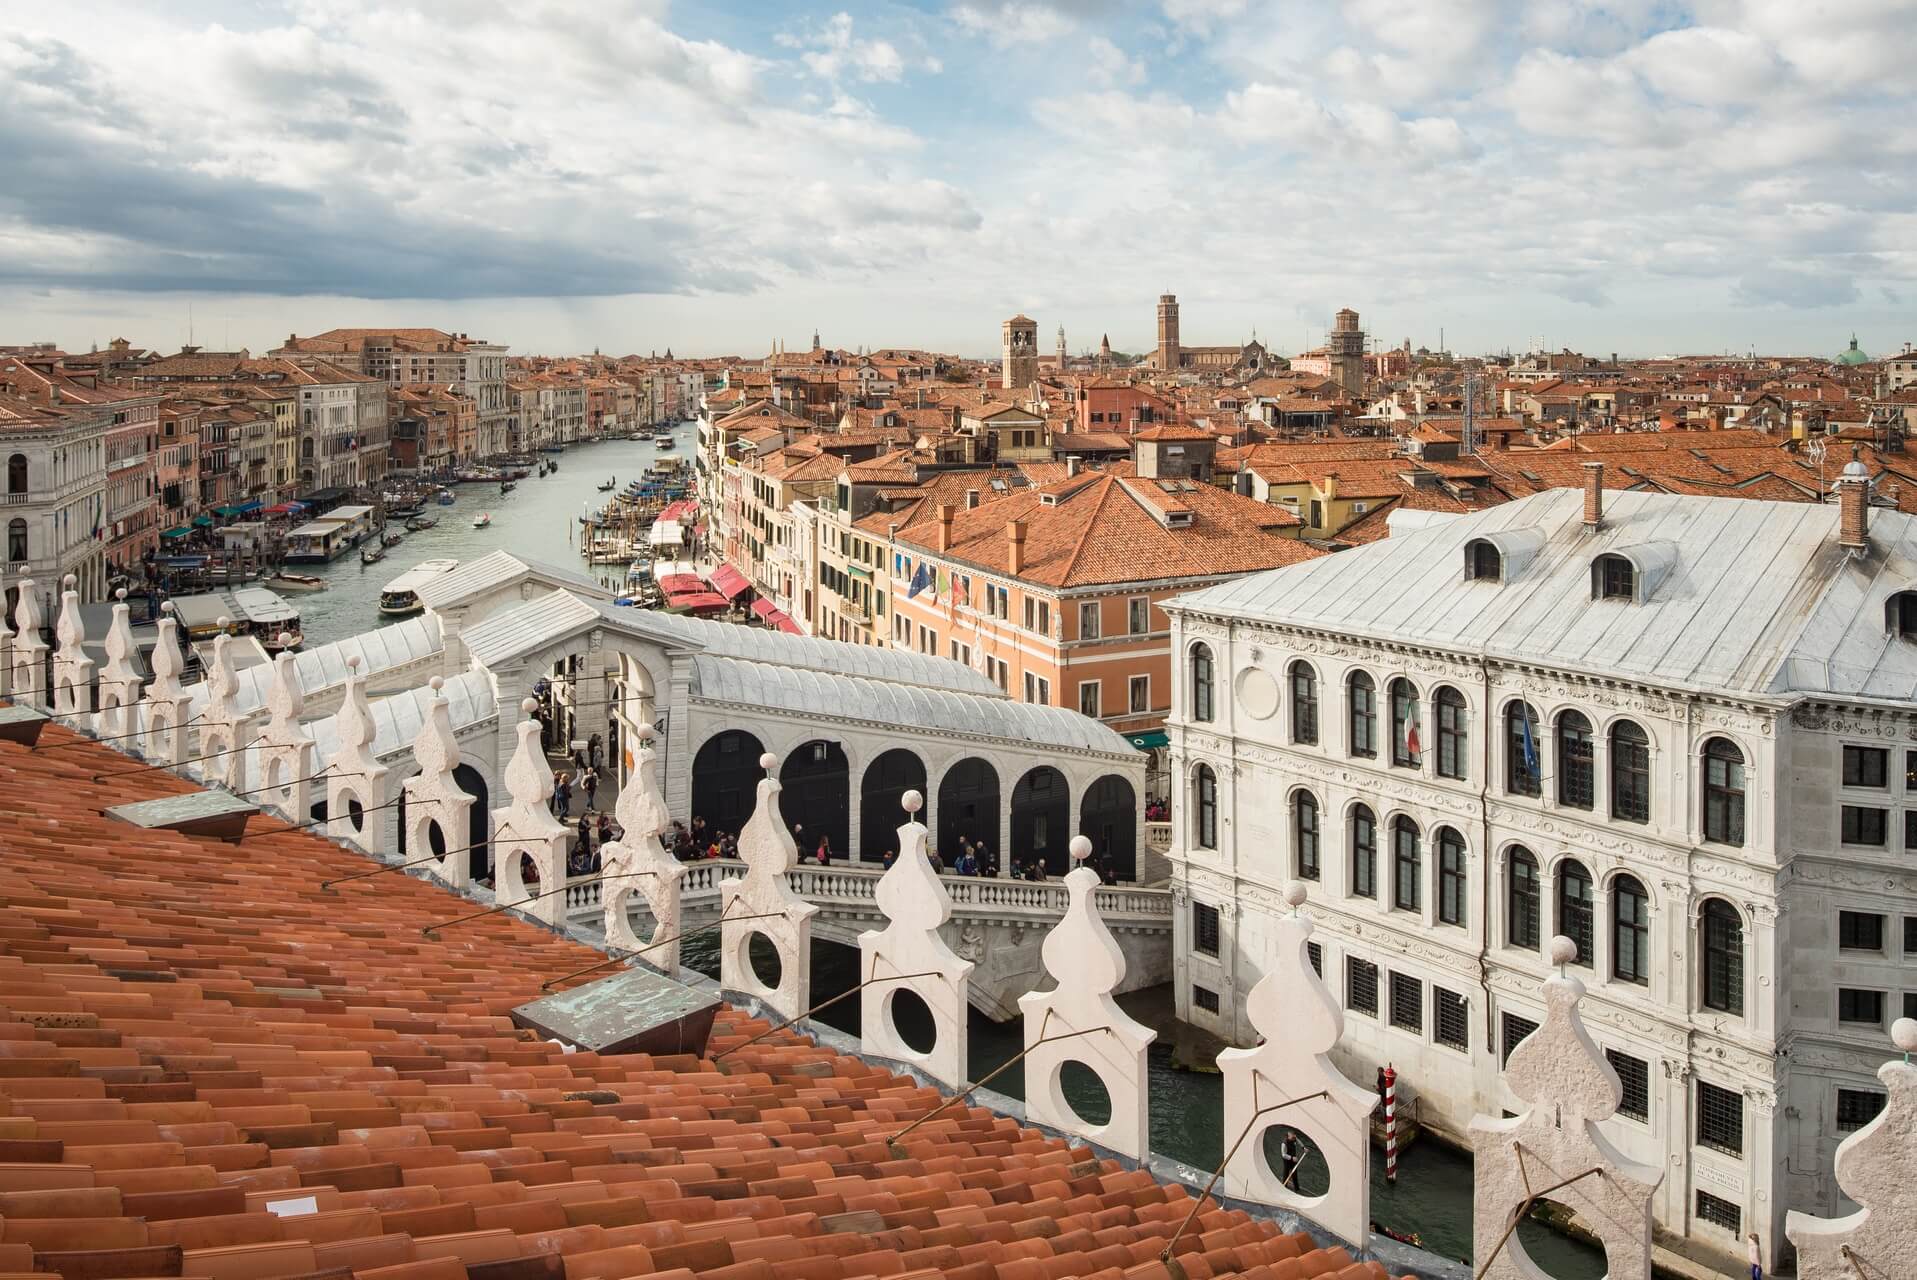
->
[0,725,1402,1280]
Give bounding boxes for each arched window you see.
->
[1702,737,1746,846]
[1194,765,1217,849]
[1437,828,1467,926]
[1557,710,1594,809]
[1556,859,1594,966]
[6,517,25,564]
[1391,816,1421,912]
[1289,661,1319,745]
[1595,553,1635,600]
[1508,848,1540,950]
[1293,791,1320,881]
[5,453,25,495]
[1348,671,1377,758]
[1351,804,1377,898]
[1610,721,1651,822]
[1612,875,1650,986]
[1468,539,1502,581]
[1505,701,1541,797]
[1389,678,1421,768]
[1887,591,1917,640]
[1190,644,1214,723]
[1701,899,1745,1015]
[1434,686,1467,779]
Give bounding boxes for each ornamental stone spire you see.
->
[720,753,817,1019]
[325,654,388,850]
[491,698,571,925]
[141,602,192,765]
[94,588,140,739]
[600,725,685,973]
[51,574,93,718]
[402,676,476,889]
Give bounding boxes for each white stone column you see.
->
[251,639,315,822]
[402,675,477,890]
[326,655,389,851]
[94,589,141,740]
[600,725,685,974]
[720,751,817,1020]
[195,621,255,791]
[859,789,972,1088]
[51,575,93,720]
[9,575,46,709]
[492,698,572,928]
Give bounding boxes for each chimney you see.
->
[936,503,954,553]
[965,488,980,510]
[1838,447,1870,552]
[1583,462,1604,529]
[1067,455,1081,477]
[1008,520,1027,575]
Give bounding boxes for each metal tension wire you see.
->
[712,971,940,1062]
[32,711,206,750]
[539,900,783,991]
[1158,1076,1332,1266]
[887,1013,1112,1148]
[1471,1146,1603,1280]
[89,734,263,782]
[236,792,409,842]
[421,870,658,937]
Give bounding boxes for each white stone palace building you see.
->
[1163,464,1917,1275]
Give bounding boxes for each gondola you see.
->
[360,544,386,565]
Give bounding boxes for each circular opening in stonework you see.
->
[1514,1196,1600,1278]
[887,986,937,1056]
[346,797,365,832]
[747,931,783,989]
[516,852,539,890]
[1258,1124,1331,1199]
[426,820,448,860]
[266,756,288,792]
[1057,1060,1112,1127]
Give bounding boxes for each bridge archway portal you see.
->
[860,748,926,863]
[691,729,766,841]
[938,757,1000,869]
[1079,773,1138,882]
[780,739,850,861]
[1012,766,1071,876]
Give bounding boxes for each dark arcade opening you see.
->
[1079,773,1139,881]
[859,747,927,862]
[1012,765,1070,875]
[780,739,850,860]
[937,757,1000,868]
[690,729,766,839]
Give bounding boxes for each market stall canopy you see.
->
[709,564,751,599]
[665,590,729,613]
[655,573,705,595]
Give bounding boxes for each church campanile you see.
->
[1156,294,1181,370]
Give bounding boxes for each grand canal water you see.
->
[291,425,1605,1278]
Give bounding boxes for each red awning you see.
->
[656,573,705,595]
[666,591,729,612]
[710,564,751,599]
[767,610,804,635]
[750,597,778,620]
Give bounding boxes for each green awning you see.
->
[212,504,245,517]
[1126,730,1169,751]
[161,526,192,539]
[191,515,214,527]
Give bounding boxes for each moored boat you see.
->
[472,512,492,529]
[405,515,438,531]
[265,572,327,593]
[378,558,460,617]
[360,544,387,565]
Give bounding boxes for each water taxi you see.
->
[265,572,326,593]
[472,512,492,529]
[378,558,460,617]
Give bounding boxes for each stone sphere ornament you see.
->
[901,788,923,815]
[1548,934,1578,969]
[1069,833,1092,863]
[1281,880,1308,910]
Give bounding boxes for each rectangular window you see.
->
[1349,679,1377,758]
[1501,1013,1539,1067]
[1837,1088,1887,1132]
[1839,988,1885,1027]
[1291,666,1318,745]
[1129,675,1149,715]
[1192,902,1220,957]
[1906,917,1917,955]
[1389,972,1423,1033]
[1607,1050,1650,1121]
[1843,745,1889,788]
[1306,942,1323,977]
[1434,987,1469,1051]
[1839,911,1886,952]
[1347,958,1379,1017]
[1694,1191,1741,1235]
[1436,694,1467,780]
[1128,597,1150,634]
[1907,811,1917,852]
[1079,681,1101,719]
[1192,985,1220,1015]
[1352,809,1377,899]
[1079,601,1101,640]
[1842,805,1888,846]
[1696,1081,1744,1156]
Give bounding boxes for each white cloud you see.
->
[781,11,934,84]
[952,1,1081,46]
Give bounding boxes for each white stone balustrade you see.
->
[51,575,93,719]
[1470,936,1662,1280]
[859,790,973,1090]
[598,726,685,973]
[94,589,141,740]
[325,655,389,850]
[402,676,476,890]
[1785,1017,1917,1278]
[1218,881,1377,1247]
[719,752,817,1020]
[491,698,571,926]
[8,575,45,707]
[1018,834,1155,1160]
[251,636,315,821]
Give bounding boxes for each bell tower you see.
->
[1002,314,1039,391]
[1156,294,1181,370]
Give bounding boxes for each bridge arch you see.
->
[1012,765,1071,876]
[937,757,999,867]
[859,747,926,862]
[691,729,765,839]
[1079,773,1138,882]
[780,739,850,860]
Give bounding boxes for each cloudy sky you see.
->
[2,0,1911,359]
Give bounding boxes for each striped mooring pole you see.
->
[1383,1063,1398,1184]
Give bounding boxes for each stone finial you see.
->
[1470,936,1662,1280]
[1018,833,1156,1158]
[600,723,685,970]
[0,570,13,699]
[8,575,46,709]
[93,588,141,738]
[141,602,192,764]
[325,653,389,849]
[1785,1018,1917,1277]
[249,643,314,820]
[720,747,818,1020]
[196,618,252,789]
[51,575,93,718]
[859,786,973,1088]
[1218,881,1378,1246]
[401,675,476,888]
[490,696,570,925]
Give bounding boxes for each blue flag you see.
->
[907,563,929,599]
[1519,706,1539,776]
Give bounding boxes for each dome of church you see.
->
[1836,334,1869,365]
